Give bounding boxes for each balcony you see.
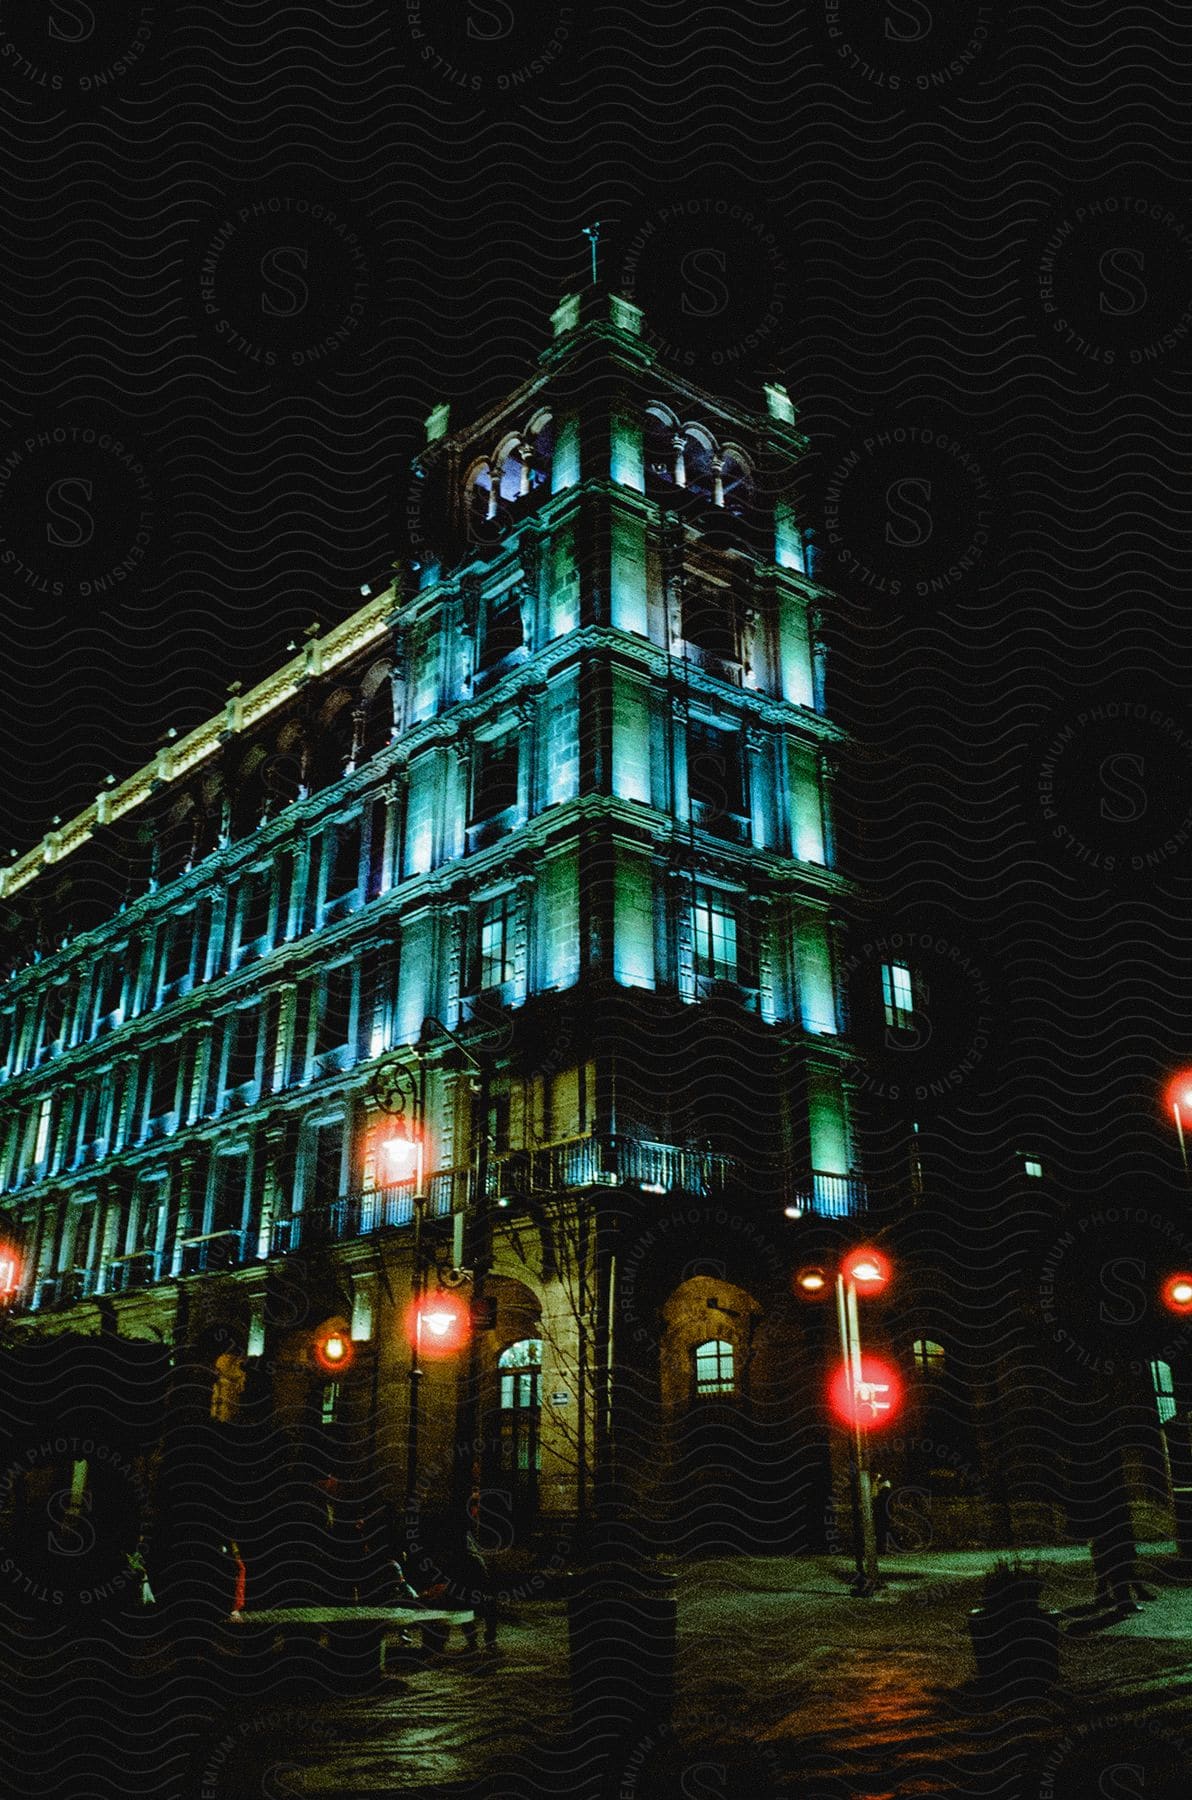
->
[36,1267,93,1309]
[179,1230,245,1276]
[466,803,519,855]
[688,799,751,845]
[787,1169,867,1220]
[105,1250,159,1293]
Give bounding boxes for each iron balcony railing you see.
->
[20,1138,866,1309]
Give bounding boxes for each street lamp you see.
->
[795,1243,896,1595]
[1161,1272,1192,1317]
[1163,1070,1192,1179]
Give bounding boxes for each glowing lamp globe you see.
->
[1163,1070,1192,1117]
[380,1130,420,1184]
[793,1265,828,1298]
[829,1354,902,1430]
[1162,1273,1192,1315]
[408,1290,470,1358]
[841,1246,891,1296]
[314,1328,353,1373]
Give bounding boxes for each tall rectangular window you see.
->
[238,865,273,953]
[478,893,515,990]
[881,961,915,1031]
[33,1095,53,1168]
[210,1153,248,1239]
[314,963,355,1057]
[687,719,746,824]
[692,887,740,981]
[224,1008,259,1095]
[471,733,519,823]
[479,594,523,669]
[324,820,362,905]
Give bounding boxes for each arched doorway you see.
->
[495,1337,542,1535]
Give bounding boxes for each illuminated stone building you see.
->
[0,286,886,1559]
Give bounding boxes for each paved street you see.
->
[3,1544,1189,1798]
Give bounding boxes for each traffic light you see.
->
[842,1246,892,1297]
[1161,1272,1192,1316]
[407,1290,470,1358]
[313,1326,354,1374]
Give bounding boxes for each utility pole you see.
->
[835,1269,879,1595]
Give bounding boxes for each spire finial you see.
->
[581,221,601,286]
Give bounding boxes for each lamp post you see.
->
[369,1053,428,1509]
[418,1017,491,1532]
[796,1244,896,1596]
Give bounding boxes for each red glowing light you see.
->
[314,1329,354,1374]
[829,1354,903,1429]
[1161,1273,1192,1315]
[407,1290,470,1358]
[841,1246,891,1296]
[0,1249,21,1297]
[1163,1070,1192,1116]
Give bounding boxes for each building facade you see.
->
[1,285,1176,1569]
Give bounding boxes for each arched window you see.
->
[718,447,754,516]
[644,407,679,485]
[912,1338,945,1377]
[681,428,715,502]
[694,1337,735,1397]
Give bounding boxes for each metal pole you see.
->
[1175,1104,1189,1179]
[835,1272,878,1594]
[405,1195,425,1507]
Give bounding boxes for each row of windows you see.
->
[0,876,766,1194]
[1,698,795,1084]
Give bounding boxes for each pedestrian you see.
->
[872,1473,894,1555]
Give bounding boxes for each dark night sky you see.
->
[2,2,1192,1187]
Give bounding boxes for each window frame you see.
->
[693,1336,736,1398]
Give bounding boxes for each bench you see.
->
[226,1604,481,1674]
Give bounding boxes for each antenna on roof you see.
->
[582,221,601,286]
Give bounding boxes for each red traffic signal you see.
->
[841,1246,891,1296]
[314,1327,354,1374]
[408,1290,470,1358]
[829,1354,903,1429]
[1161,1273,1192,1316]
